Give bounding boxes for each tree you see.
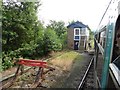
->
[47,20,66,37]
[46,20,67,49]
[68,20,75,25]
[2,1,40,52]
[43,28,62,55]
[89,29,94,40]
[2,1,67,71]
[2,1,42,70]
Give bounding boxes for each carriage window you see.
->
[112,27,120,62]
[113,29,120,70]
[116,32,120,50]
[113,55,120,70]
[100,30,106,49]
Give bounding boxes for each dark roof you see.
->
[67,21,88,28]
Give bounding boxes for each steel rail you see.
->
[77,57,94,90]
[1,67,43,88]
[1,65,55,88]
[0,67,31,82]
[1,52,64,83]
[1,66,33,88]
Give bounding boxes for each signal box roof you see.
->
[67,21,88,28]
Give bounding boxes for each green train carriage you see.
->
[94,0,120,89]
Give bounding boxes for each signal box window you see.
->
[75,29,79,35]
[80,28,85,34]
[74,28,80,35]
[75,36,79,39]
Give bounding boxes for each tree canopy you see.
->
[47,20,67,37]
[2,1,67,71]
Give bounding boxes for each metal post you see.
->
[94,32,100,88]
[101,23,114,89]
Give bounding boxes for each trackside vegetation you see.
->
[2,1,67,71]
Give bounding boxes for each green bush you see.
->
[2,41,38,71]
[43,28,62,55]
[2,52,14,70]
[2,1,66,70]
[19,41,38,59]
[60,32,67,49]
[35,29,45,57]
[0,53,2,72]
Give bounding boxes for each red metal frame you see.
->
[18,59,47,68]
[3,59,55,88]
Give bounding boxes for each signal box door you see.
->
[74,41,79,50]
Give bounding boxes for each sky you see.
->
[37,0,110,31]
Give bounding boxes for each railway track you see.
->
[1,67,39,88]
[0,53,65,89]
[1,67,55,89]
[0,66,32,88]
[1,64,55,89]
[1,53,94,89]
[78,57,94,90]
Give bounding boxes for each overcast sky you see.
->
[37,0,110,31]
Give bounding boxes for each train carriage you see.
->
[94,0,120,89]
